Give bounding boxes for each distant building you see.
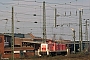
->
[0,34,35,58]
[55,40,71,44]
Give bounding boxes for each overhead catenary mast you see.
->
[11,6,14,60]
[43,1,46,43]
[79,10,83,52]
[55,7,57,27]
[84,19,89,52]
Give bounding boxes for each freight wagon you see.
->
[38,43,67,56]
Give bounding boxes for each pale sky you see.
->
[0,0,90,40]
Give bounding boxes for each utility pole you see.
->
[79,10,83,52]
[11,6,14,60]
[43,1,46,43]
[55,8,57,27]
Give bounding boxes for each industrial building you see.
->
[0,33,89,59]
[0,33,41,58]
